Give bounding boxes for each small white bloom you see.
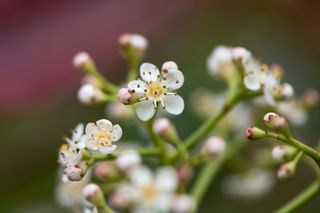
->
[85,119,122,154]
[222,168,275,199]
[243,57,267,91]
[78,84,105,105]
[128,62,185,121]
[64,123,87,149]
[207,46,233,76]
[59,144,82,166]
[73,52,91,68]
[202,136,226,157]
[172,195,194,213]
[116,150,142,172]
[118,166,179,213]
[263,71,279,105]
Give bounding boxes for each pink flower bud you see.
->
[153,118,180,145]
[246,126,266,141]
[118,33,148,61]
[117,88,132,104]
[202,136,226,157]
[277,163,295,180]
[176,165,193,183]
[94,162,115,181]
[263,112,291,136]
[83,184,104,205]
[63,161,88,182]
[73,52,91,68]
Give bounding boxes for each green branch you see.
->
[275,181,320,213]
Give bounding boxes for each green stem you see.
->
[184,89,244,150]
[100,203,115,213]
[91,148,161,161]
[265,132,320,166]
[275,181,320,213]
[127,59,139,82]
[145,118,168,163]
[191,140,248,212]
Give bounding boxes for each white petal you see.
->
[140,63,160,82]
[73,123,84,140]
[99,145,117,154]
[264,88,275,105]
[96,119,113,132]
[155,167,178,193]
[161,69,184,90]
[244,75,261,91]
[85,123,97,135]
[136,100,156,121]
[128,79,148,94]
[129,166,153,188]
[163,95,184,115]
[77,135,87,149]
[86,139,98,151]
[112,124,122,141]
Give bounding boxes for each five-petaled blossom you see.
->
[85,119,122,154]
[126,62,184,121]
[243,56,279,105]
[112,166,180,213]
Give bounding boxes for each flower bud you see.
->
[116,150,141,172]
[231,47,251,61]
[83,184,105,207]
[153,118,180,145]
[263,112,291,136]
[78,84,106,105]
[94,162,117,181]
[63,161,88,182]
[303,88,319,109]
[161,61,178,74]
[172,195,195,213]
[271,145,296,162]
[117,88,141,105]
[277,162,295,180]
[202,136,226,157]
[106,102,134,120]
[110,187,131,208]
[276,83,294,100]
[245,126,266,141]
[176,165,193,183]
[73,52,92,69]
[118,33,148,62]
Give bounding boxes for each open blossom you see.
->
[112,166,179,213]
[85,119,122,154]
[243,56,280,105]
[64,123,87,149]
[59,144,82,166]
[125,62,184,121]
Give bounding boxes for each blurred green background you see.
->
[1,0,320,212]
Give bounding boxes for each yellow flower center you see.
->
[142,184,158,198]
[147,81,166,100]
[95,131,112,147]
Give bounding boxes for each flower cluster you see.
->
[58,120,122,182]
[55,33,319,213]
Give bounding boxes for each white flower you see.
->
[114,166,178,213]
[85,119,122,154]
[222,168,275,199]
[171,195,194,213]
[78,84,106,105]
[116,150,142,172]
[64,123,87,149]
[59,144,82,166]
[243,57,279,105]
[128,62,184,121]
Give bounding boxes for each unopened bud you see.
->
[116,150,141,172]
[231,47,251,61]
[176,165,193,183]
[63,161,88,182]
[73,52,92,69]
[94,162,117,181]
[153,118,180,145]
[161,61,178,74]
[246,126,266,141]
[117,88,141,105]
[303,88,319,109]
[276,83,294,100]
[264,112,291,136]
[118,33,148,62]
[271,145,296,162]
[106,102,134,120]
[110,187,131,208]
[277,162,295,180]
[202,136,226,157]
[83,184,105,207]
[78,84,106,105]
[172,195,195,213]
[270,64,284,81]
